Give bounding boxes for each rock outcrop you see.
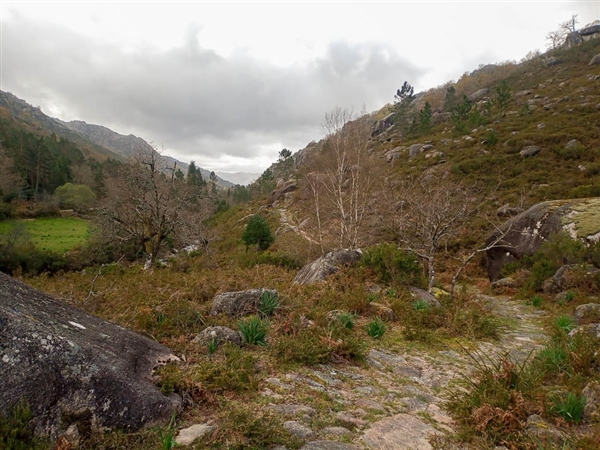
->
[293,249,362,285]
[0,272,181,439]
[210,288,278,317]
[486,198,600,281]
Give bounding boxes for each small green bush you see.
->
[366,318,386,339]
[361,243,424,286]
[238,316,269,346]
[242,215,274,251]
[0,399,49,450]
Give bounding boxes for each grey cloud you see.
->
[2,15,425,169]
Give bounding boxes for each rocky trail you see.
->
[179,292,549,449]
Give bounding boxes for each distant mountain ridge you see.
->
[0,90,237,187]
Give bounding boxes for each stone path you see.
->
[261,292,549,450]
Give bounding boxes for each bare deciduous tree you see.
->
[377,171,484,291]
[311,106,374,250]
[97,146,212,269]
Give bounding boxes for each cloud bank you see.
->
[2,15,423,172]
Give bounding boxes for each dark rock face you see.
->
[486,202,566,281]
[486,198,600,281]
[210,288,278,317]
[293,249,362,285]
[0,272,180,438]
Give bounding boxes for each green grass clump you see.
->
[258,291,279,317]
[531,295,543,308]
[551,392,586,424]
[554,315,575,334]
[366,318,386,338]
[239,316,269,346]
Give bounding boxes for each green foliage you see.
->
[551,392,586,424]
[443,85,457,112]
[532,295,543,308]
[155,414,178,450]
[366,318,386,338]
[207,338,218,355]
[0,223,68,275]
[242,215,275,251]
[554,315,575,334]
[394,81,415,104]
[361,243,424,286]
[258,291,279,317]
[186,161,205,187]
[335,311,357,329]
[185,344,262,393]
[0,399,49,450]
[534,345,569,377]
[238,316,269,346]
[278,148,292,162]
[495,80,512,116]
[413,299,431,311]
[451,95,472,135]
[54,183,96,211]
[418,101,432,135]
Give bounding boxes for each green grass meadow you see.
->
[0,217,89,253]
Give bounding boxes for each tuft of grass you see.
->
[554,315,575,334]
[532,295,543,308]
[238,316,269,346]
[534,345,569,379]
[551,392,586,424]
[258,291,279,317]
[413,299,431,311]
[335,311,357,329]
[366,318,386,339]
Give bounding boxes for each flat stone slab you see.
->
[300,441,361,450]
[175,423,215,446]
[361,413,441,449]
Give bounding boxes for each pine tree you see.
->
[242,215,274,251]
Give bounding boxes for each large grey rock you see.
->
[574,303,600,324]
[486,198,600,281]
[210,288,278,317]
[0,272,180,439]
[589,54,600,65]
[293,249,362,285]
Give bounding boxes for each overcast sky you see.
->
[1,1,598,174]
